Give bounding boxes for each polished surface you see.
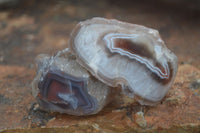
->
[69,17,177,105]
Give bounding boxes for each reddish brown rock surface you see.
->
[0,0,200,132]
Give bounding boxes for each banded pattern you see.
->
[69,17,178,105]
[32,49,111,115]
[38,70,97,115]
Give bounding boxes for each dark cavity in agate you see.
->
[37,70,97,114]
[114,38,154,59]
[110,38,172,85]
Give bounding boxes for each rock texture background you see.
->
[0,0,200,132]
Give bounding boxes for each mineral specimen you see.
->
[32,49,112,115]
[69,17,178,105]
[32,17,178,115]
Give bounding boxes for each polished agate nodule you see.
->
[32,49,112,115]
[69,17,178,105]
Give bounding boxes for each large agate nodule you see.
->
[69,17,178,105]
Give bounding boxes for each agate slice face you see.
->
[32,49,112,115]
[69,17,178,105]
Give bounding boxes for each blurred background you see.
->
[0,0,200,68]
